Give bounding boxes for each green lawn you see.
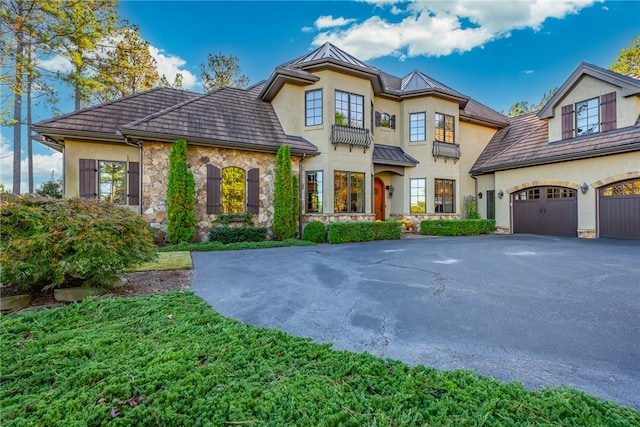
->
[1,292,637,426]
[132,251,193,271]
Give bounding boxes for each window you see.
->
[306,171,323,213]
[410,178,426,213]
[99,160,126,204]
[547,187,576,199]
[335,90,364,128]
[434,178,455,213]
[514,189,540,201]
[409,112,425,142]
[305,89,322,126]
[375,111,396,129]
[222,167,245,213]
[334,171,365,213]
[434,113,454,143]
[575,97,599,136]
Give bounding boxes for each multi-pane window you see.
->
[222,166,245,213]
[575,97,599,136]
[99,160,126,204]
[306,171,323,213]
[514,188,540,201]
[410,178,426,213]
[334,171,365,213]
[434,178,455,213]
[335,90,364,128]
[409,112,426,142]
[434,113,455,143]
[305,89,322,126]
[547,187,576,199]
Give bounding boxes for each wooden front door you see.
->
[374,177,385,221]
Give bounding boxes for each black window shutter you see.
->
[390,114,396,130]
[561,104,574,139]
[127,162,140,205]
[79,159,97,198]
[601,92,616,132]
[247,168,260,214]
[206,165,221,214]
[375,111,381,127]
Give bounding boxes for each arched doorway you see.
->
[374,177,385,221]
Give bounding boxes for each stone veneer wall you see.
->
[142,141,298,242]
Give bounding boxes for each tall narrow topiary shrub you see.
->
[292,174,300,237]
[273,144,294,240]
[167,139,196,243]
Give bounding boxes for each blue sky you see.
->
[2,0,639,190]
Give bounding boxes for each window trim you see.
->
[98,159,127,205]
[306,170,323,213]
[575,96,600,136]
[410,178,426,213]
[305,89,323,127]
[434,112,455,144]
[335,90,365,128]
[409,112,426,142]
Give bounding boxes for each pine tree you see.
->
[167,139,196,244]
[273,145,294,240]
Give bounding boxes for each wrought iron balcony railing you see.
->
[331,124,371,152]
[432,140,461,162]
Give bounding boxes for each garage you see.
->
[599,178,640,239]
[513,186,577,236]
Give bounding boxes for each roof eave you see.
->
[259,68,321,101]
[32,125,125,144]
[373,159,418,167]
[460,113,508,129]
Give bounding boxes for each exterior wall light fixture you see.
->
[477,192,483,199]
[581,182,589,194]
[385,184,394,198]
[497,190,504,199]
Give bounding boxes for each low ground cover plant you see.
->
[328,221,401,243]
[208,226,267,244]
[421,219,496,236]
[0,194,156,291]
[157,239,314,252]
[302,220,326,243]
[1,292,636,425]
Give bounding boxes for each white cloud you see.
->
[312,0,602,60]
[0,135,62,193]
[39,54,74,74]
[523,69,535,74]
[149,46,198,90]
[314,15,357,29]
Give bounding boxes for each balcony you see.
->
[432,140,461,163]
[331,124,371,152]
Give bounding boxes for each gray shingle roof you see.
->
[471,112,640,174]
[120,86,318,155]
[32,87,199,141]
[373,144,419,167]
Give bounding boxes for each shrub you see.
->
[273,145,295,240]
[420,219,496,236]
[302,221,326,243]
[463,195,480,219]
[167,139,196,244]
[208,226,267,244]
[0,194,157,291]
[327,221,401,244]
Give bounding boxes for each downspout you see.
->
[124,137,143,215]
[298,153,306,238]
[471,174,479,219]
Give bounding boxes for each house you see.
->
[471,63,640,239]
[33,44,640,241]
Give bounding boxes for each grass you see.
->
[157,238,315,252]
[1,292,638,426]
[132,251,193,272]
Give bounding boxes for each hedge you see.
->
[302,221,327,243]
[327,221,401,244]
[208,226,267,244]
[420,219,496,236]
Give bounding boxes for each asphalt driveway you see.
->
[192,234,640,409]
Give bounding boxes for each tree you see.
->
[273,144,295,240]
[159,72,183,89]
[35,171,62,198]
[166,139,196,244]
[200,52,249,92]
[610,35,640,75]
[505,87,558,117]
[292,175,300,237]
[93,25,160,103]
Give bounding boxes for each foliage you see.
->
[410,200,425,213]
[327,221,401,244]
[167,139,196,244]
[421,219,496,236]
[200,51,249,92]
[158,72,183,89]
[335,110,347,125]
[2,292,636,426]
[302,221,326,243]
[157,239,314,252]
[610,35,640,75]
[93,24,160,103]
[221,166,245,213]
[213,212,254,226]
[208,227,267,244]
[463,195,480,219]
[273,145,295,240]
[0,194,156,291]
[292,174,300,237]
[34,171,62,198]
[505,87,558,117]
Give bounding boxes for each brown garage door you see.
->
[513,186,577,236]
[599,178,640,239]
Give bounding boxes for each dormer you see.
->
[538,62,640,143]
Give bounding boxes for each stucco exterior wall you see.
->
[548,76,640,142]
[483,152,640,236]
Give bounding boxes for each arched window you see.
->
[222,166,245,213]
